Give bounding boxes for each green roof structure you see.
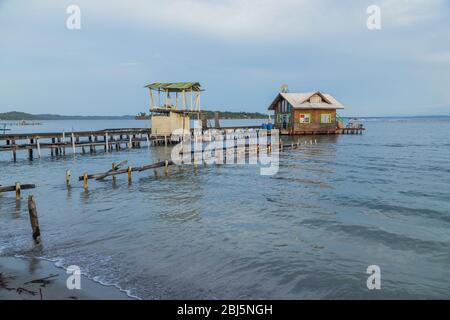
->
[144,82,202,92]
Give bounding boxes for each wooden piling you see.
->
[27,195,41,243]
[12,140,17,162]
[15,182,21,200]
[83,173,88,190]
[62,131,66,155]
[127,166,132,183]
[104,133,108,151]
[112,163,116,182]
[89,135,93,152]
[71,133,76,154]
[37,138,41,158]
[29,138,34,160]
[66,170,71,187]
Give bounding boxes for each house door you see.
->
[282,114,287,130]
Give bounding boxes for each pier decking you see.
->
[0,127,262,161]
[335,127,365,134]
[0,128,174,161]
[0,125,364,162]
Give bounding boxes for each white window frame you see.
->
[299,113,311,124]
[320,113,332,124]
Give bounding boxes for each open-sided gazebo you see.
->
[144,82,203,135]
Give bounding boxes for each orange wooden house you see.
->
[268,91,345,135]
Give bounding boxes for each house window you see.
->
[310,94,322,103]
[277,114,283,123]
[299,113,311,124]
[321,113,332,124]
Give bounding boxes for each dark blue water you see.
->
[1,118,449,299]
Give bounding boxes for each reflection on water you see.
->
[1,119,450,299]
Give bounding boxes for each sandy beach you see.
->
[0,256,132,300]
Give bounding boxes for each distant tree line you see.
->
[0,111,134,120]
[135,111,268,120]
[0,110,268,121]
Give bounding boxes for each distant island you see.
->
[0,111,269,121]
[0,111,135,121]
[135,111,268,120]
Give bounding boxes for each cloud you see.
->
[75,0,448,39]
[1,0,449,115]
[57,0,362,41]
[421,51,450,64]
[119,62,142,67]
[381,0,448,27]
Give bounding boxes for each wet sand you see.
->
[0,256,132,300]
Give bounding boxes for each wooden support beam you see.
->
[94,160,128,180]
[78,160,174,181]
[0,184,36,193]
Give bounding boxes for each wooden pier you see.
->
[0,126,269,162]
[0,125,363,162]
[0,128,178,162]
[335,127,365,134]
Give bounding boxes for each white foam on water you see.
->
[13,254,142,300]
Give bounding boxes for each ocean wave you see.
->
[13,254,141,300]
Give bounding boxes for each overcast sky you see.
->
[0,0,449,116]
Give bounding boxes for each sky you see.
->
[0,0,449,117]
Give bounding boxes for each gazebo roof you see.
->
[144,82,202,92]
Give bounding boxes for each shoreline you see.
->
[0,256,133,300]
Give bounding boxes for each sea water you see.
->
[1,118,449,299]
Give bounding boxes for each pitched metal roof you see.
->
[144,82,202,92]
[268,91,344,110]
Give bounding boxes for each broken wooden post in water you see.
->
[83,173,89,190]
[15,182,21,200]
[128,166,132,183]
[27,195,41,244]
[112,162,117,182]
[66,170,72,187]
